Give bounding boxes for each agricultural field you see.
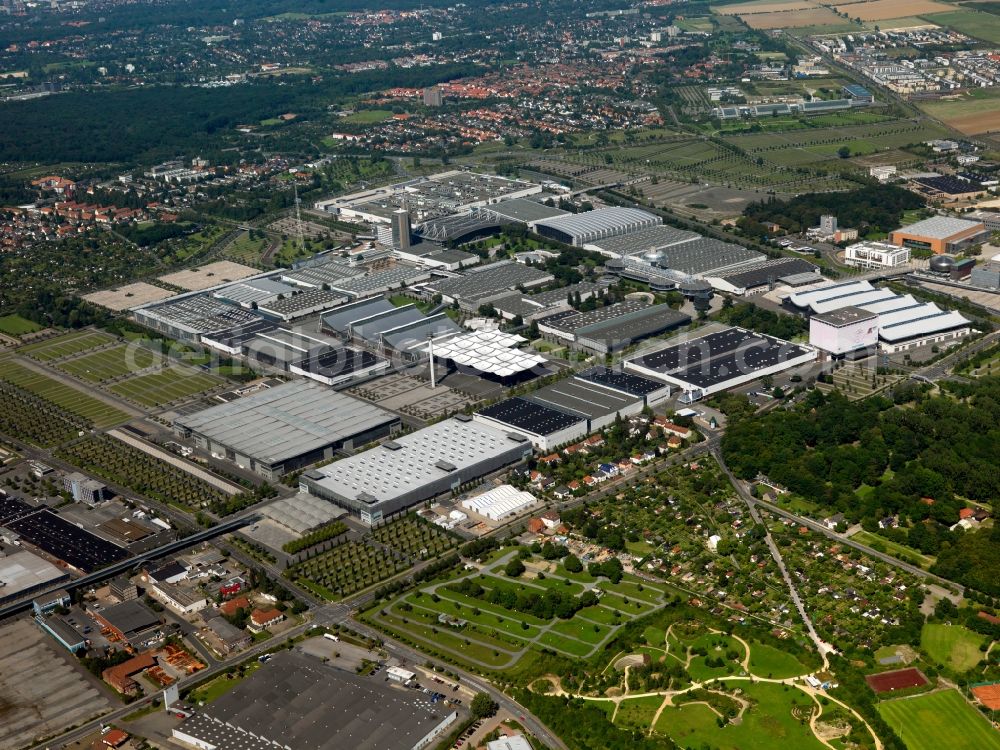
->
[57,344,160,383]
[0,357,129,428]
[920,624,987,672]
[722,120,951,167]
[18,330,114,361]
[0,314,41,337]
[714,0,817,15]
[834,0,953,21]
[740,7,853,29]
[878,689,1000,750]
[108,366,223,406]
[917,87,1000,135]
[923,9,1000,44]
[58,434,233,513]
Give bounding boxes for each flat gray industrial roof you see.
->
[0,551,67,599]
[175,651,453,750]
[716,258,818,288]
[322,297,396,333]
[589,224,701,256]
[308,417,522,504]
[485,197,570,224]
[532,207,660,242]
[259,288,348,317]
[812,305,877,326]
[135,295,262,335]
[262,493,348,535]
[426,261,553,302]
[330,266,429,296]
[893,215,984,240]
[174,380,397,467]
[649,237,764,277]
[525,378,641,421]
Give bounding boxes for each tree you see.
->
[470,692,497,719]
[504,558,526,577]
[564,554,583,573]
[837,145,851,159]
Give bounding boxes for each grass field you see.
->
[0,358,129,427]
[0,315,41,336]
[924,9,1000,44]
[921,624,986,672]
[851,530,935,568]
[109,366,222,406]
[658,681,827,750]
[878,689,1000,750]
[747,643,808,678]
[57,345,160,383]
[18,331,114,361]
[917,87,1000,135]
[340,109,393,124]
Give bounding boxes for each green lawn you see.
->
[614,695,664,731]
[852,530,935,569]
[878,689,1000,750]
[747,643,807,679]
[0,315,41,336]
[921,624,986,673]
[671,681,826,750]
[341,109,393,124]
[653,701,720,741]
[924,10,1000,44]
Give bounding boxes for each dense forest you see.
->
[0,65,472,164]
[721,378,1000,594]
[716,299,807,340]
[738,185,923,236]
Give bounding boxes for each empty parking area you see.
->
[0,619,112,750]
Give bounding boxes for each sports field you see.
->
[108,366,222,406]
[921,623,986,672]
[878,689,1000,750]
[18,330,114,361]
[0,358,129,427]
[57,345,160,383]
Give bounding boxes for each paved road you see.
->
[712,446,832,658]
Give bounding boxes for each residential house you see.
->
[248,608,284,633]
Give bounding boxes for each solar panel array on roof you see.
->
[476,397,583,436]
[626,327,814,389]
[525,378,639,421]
[715,258,819,289]
[575,366,666,396]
